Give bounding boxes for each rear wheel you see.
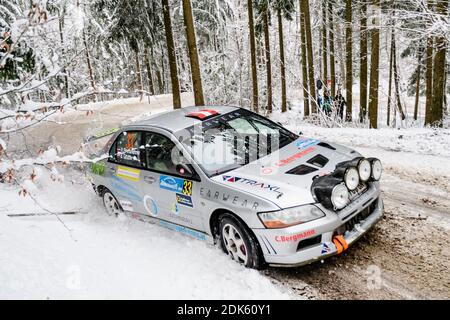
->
[102,190,122,217]
[219,215,264,269]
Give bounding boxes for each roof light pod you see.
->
[186,109,220,120]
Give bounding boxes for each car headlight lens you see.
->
[358,159,371,182]
[258,205,325,229]
[331,183,350,209]
[344,167,359,190]
[371,159,382,181]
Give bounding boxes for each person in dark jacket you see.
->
[335,89,346,120]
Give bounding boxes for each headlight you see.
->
[344,167,359,190]
[258,205,325,229]
[358,159,371,182]
[371,159,382,181]
[331,183,350,209]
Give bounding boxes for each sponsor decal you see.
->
[143,195,158,217]
[110,175,142,202]
[182,180,193,196]
[176,193,194,207]
[119,200,134,212]
[276,147,315,167]
[295,138,320,150]
[170,202,180,214]
[200,188,260,210]
[160,176,184,193]
[159,220,206,241]
[261,167,275,175]
[91,162,105,176]
[94,127,119,139]
[275,229,316,243]
[321,243,332,255]
[221,176,283,196]
[116,166,140,182]
[168,213,193,225]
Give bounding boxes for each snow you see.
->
[0,138,6,151]
[0,169,293,300]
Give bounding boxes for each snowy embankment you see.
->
[0,170,292,299]
[273,110,450,177]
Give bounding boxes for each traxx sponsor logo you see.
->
[222,176,283,195]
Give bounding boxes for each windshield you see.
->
[177,109,298,176]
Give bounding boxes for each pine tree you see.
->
[162,0,181,108]
[368,0,380,129]
[299,0,310,117]
[182,0,205,106]
[359,0,368,122]
[248,0,259,113]
[430,0,448,127]
[300,0,316,113]
[344,0,353,121]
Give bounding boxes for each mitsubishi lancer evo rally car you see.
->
[89,106,384,269]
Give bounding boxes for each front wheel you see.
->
[219,215,264,269]
[102,190,122,217]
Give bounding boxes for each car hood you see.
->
[211,137,360,209]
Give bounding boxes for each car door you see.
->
[141,130,204,232]
[107,130,147,214]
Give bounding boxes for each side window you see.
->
[144,132,179,175]
[110,131,145,168]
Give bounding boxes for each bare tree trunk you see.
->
[302,0,317,113]
[345,0,353,121]
[58,4,69,99]
[329,0,336,98]
[387,28,394,126]
[263,9,272,113]
[425,1,434,125]
[83,30,96,92]
[414,50,423,121]
[322,0,328,83]
[277,7,287,113]
[392,30,406,120]
[247,0,259,113]
[368,0,380,129]
[182,0,205,106]
[162,0,181,109]
[359,1,368,122]
[134,48,144,101]
[144,46,155,96]
[299,1,310,117]
[431,0,448,127]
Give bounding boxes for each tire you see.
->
[102,189,122,217]
[219,214,264,269]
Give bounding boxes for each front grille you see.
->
[297,235,322,251]
[341,198,378,233]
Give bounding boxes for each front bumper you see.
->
[253,186,384,267]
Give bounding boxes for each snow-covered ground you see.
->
[0,171,292,299]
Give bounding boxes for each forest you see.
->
[0,0,448,134]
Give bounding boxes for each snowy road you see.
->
[1,96,449,299]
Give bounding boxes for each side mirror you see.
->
[176,163,194,177]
